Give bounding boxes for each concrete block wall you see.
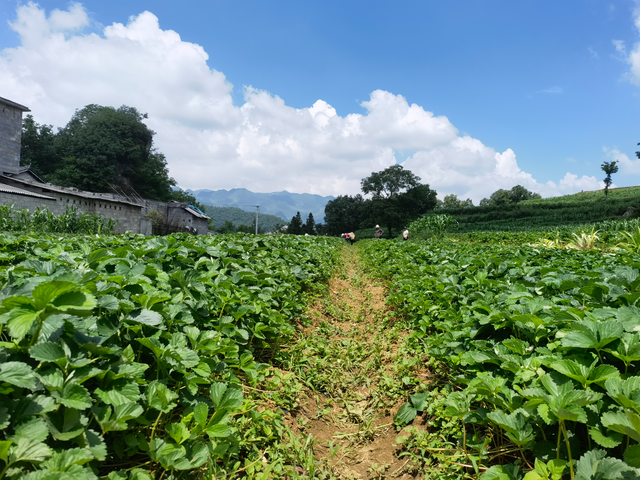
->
[0,188,144,234]
[0,103,23,175]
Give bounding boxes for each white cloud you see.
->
[616,4,640,85]
[603,147,640,175]
[0,3,607,202]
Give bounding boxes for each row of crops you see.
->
[0,232,341,479]
[436,187,640,232]
[360,239,640,479]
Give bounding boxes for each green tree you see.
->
[440,194,474,209]
[489,189,512,206]
[601,160,619,197]
[288,212,303,234]
[480,185,540,207]
[360,167,437,238]
[508,185,541,203]
[303,213,316,235]
[361,164,421,199]
[20,115,61,176]
[323,195,364,236]
[47,104,177,201]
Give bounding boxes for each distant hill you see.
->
[204,206,286,232]
[440,186,640,232]
[188,188,335,223]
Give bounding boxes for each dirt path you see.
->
[275,244,429,479]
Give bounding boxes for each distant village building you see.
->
[0,96,209,234]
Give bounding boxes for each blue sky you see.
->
[1,0,639,200]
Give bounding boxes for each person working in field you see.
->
[348,232,355,245]
[374,225,384,238]
[403,227,409,241]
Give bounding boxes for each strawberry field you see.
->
[0,232,341,479]
[360,239,640,479]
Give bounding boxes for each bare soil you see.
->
[278,245,428,479]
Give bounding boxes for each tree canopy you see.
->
[601,160,619,197]
[360,164,421,199]
[479,185,541,206]
[22,105,184,202]
[323,194,364,236]
[438,194,474,209]
[324,165,437,238]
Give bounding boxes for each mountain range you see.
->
[187,188,335,222]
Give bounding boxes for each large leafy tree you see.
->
[23,105,180,202]
[323,194,364,236]
[360,166,437,237]
[20,115,61,176]
[360,164,421,199]
[439,194,474,209]
[479,185,541,206]
[361,184,437,237]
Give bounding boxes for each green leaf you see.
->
[7,308,40,342]
[165,423,190,445]
[10,438,52,463]
[12,417,49,443]
[209,382,227,409]
[58,383,92,410]
[29,342,66,363]
[575,448,634,480]
[394,402,417,425]
[486,410,535,447]
[410,391,429,411]
[0,440,10,463]
[589,427,623,448]
[204,423,232,438]
[601,411,640,443]
[31,281,77,310]
[97,295,119,312]
[193,403,209,427]
[84,429,107,461]
[41,447,94,470]
[51,291,96,312]
[95,380,140,406]
[218,387,243,411]
[546,459,566,480]
[0,362,36,389]
[623,444,640,468]
[125,309,163,327]
[482,464,522,480]
[146,381,178,412]
[45,408,86,441]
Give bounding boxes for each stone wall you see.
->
[0,102,24,175]
[144,200,209,235]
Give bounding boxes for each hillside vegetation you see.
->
[440,186,640,232]
[203,206,285,232]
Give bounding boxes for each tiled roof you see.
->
[0,183,55,200]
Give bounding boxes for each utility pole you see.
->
[255,205,259,235]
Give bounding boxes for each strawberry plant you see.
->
[361,238,640,479]
[0,232,341,478]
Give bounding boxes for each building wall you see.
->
[144,200,209,235]
[0,102,23,175]
[0,184,144,234]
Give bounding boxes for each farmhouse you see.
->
[0,96,209,234]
